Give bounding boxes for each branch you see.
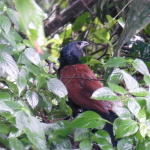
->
[44,0,98,36]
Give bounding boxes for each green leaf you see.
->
[138,108,146,123]
[15,111,48,150]
[9,137,25,150]
[0,124,9,134]
[132,59,149,75]
[105,57,126,67]
[92,130,114,150]
[146,93,150,114]
[24,48,42,66]
[144,75,150,87]
[0,92,11,101]
[74,128,90,141]
[0,101,14,114]
[139,123,147,138]
[70,111,106,128]
[0,15,11,33]
[113,106,132,119]
[115,119,138,138]
[14,0,45,46]
[6,8,20,27]
[127,98,141,118]
[129,87,148,97]
[47,78,68,98]
[79,139,92,150]
[108,82,127,94]
[16,74,27,96]
[121,70,139,90]
[108,68,123,84]
[0,52,19,80]
[117,138,133,150]
[92,87,118,101]
[26,90,39,108]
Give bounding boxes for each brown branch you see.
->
[60,77,104,81]
[44,0,98,36]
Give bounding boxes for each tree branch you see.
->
[44,0,98,36]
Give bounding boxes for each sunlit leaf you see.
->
[115,119,138,138]
[92,87,118,101]
[26,90,39,108]
[92,130,114,150]
[127,97,141,119]
[117,138,133,150]
[24,48,42,66]
[47,78,68,98]
[9,137,25,150]
[70,111,106,128]
[0,15,11,33]
[105,57,126,67]
[108,82,127,95]
[132,59,149,75]
[79,139,92,150]
[0,52,19,79]
[129,87,148,97]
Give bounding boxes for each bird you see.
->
[58,41,119,147]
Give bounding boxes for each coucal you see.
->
[58,41,119,147]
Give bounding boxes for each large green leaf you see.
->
[92,87,118,101]
[15,111,48,150]
[132,59,149,75]
[105,57,126,67]
[129,87,148,97]
[6,8,20,28]
[115,119,138,138]
[79,139,92,150]
[24,48,42,66]
[0,15,11,33]
[47,78,68,98]
[127,97,141,119]
[108,82,127,95]
[121,70,139,90]
[117,138,133,150]
[16,73,27,96]
[0,52,19,80]
[26,90,39,108]
[70,111,106,128]
[14,0,45,47]
[92,130,114,150]
[74,128,90,142]
[9,137,25,150]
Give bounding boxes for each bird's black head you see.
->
[58,41,89,69]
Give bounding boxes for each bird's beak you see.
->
[80,41,90,49]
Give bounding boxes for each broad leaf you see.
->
[0,92,11,101]
[79,139,92,150]
[92,130,114,150]
[74,128,90,141]
[70,111,106,128]
[0,52,19,79]
[127,98,141,119]
[26,90,39,108]
[9,137,25,150]
[117,138,133,150]
[47,78,68,98]
[121,70,139,90]
[24,48,42,66]
[144,75,150,87]
[115,119,138,138]
[0,15,11,33]
[132,59,149,75]
[92,87,118,101]
[129,87,148,97]
[108,82,127,94]
[105,57,126,67]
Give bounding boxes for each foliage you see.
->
[0,0,150,149]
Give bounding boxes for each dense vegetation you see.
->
[0,0,150,149]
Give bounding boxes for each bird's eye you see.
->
[77,42,81,45]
